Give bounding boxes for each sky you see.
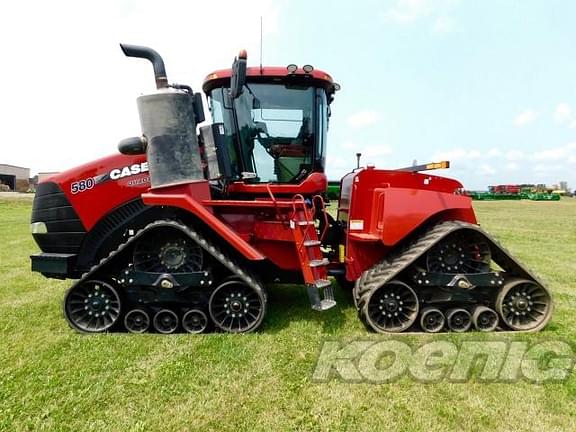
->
[1,0,576,190]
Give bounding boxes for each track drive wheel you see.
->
[133,228,203,273]
[360,280,419,333]
[64,280,121,333]
[496,278,553,331]
[426,231,491,274]
[209,279,266,333]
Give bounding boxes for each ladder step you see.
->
[296,220,315,226]
[303,240,321,247]
[306,285,337,311]
[309,258,329,268]
[312,299,337,312]
[314,278,332,289]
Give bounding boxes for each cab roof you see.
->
[202,66,338,95]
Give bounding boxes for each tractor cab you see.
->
[201,52,339,193]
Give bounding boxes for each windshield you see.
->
[209,83,327,183]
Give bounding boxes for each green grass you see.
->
[1,198,575,431]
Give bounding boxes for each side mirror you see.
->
[192,93,205,124]
[230,49,247,99]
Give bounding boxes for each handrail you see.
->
[290,193,311,225]
[313,195,329,242]
[266,183,282,222]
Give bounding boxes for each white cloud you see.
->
[505,149,525,161]
[487,148,502,157]
[432,143,576,188]
[505,162,519,171]
[479,164,496,175]
[327,154,351,170]
[328,141,394,179]
[468,150,482,159]
[383,0,434,24]
[433,148,475,161]
[340,141,361,150]
[361,144,393,158]
[532,142,576,161]
[383,0,459,33]
[432,16,455,34]
[554,103,576,128]
[513,109,538,127]
[347,110,379,128]
[554,103,571,123]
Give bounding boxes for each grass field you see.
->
[1,198,575,431]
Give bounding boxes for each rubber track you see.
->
[66,219,267,324]
[354,220,552,334]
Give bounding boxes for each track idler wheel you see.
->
[446,308,472,332]
[182,309,209,334]
[153,309,179,334]
[209,279,266,333]
[363,280,419,333]
[124,309,150,333]
[472,306,498,332]
[64,280,121,333]
[420,307,445,333]
[496,278,553,331]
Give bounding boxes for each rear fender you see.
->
[142,182,265,261]
[342,168,477,280]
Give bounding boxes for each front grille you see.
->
[32,182,86,253]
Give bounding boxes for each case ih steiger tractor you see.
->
[31,44,553,335]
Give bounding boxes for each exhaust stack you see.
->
[120,43,168,89]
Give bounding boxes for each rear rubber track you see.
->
[354,220,553,334]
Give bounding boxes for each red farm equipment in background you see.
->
[30,45,553,334]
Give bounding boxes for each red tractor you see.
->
[30,44,553,334]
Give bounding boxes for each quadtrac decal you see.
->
[70,162,150,194]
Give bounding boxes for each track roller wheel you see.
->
[472,306,498,332]
[446,308,472,332]
[64,280,121,333]
[209,279,266,333]
[496,278,553,331]
[153,309,179,334]
[420,307,445,333]
[182,309,209,334]
[124,309,150,333]
[362,280,419,333]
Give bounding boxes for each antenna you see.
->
[260,16,263,74]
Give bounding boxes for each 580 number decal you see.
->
[70,177,95,194]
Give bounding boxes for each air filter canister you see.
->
[137,89,203,188]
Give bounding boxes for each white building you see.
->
[0,163,30,192]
